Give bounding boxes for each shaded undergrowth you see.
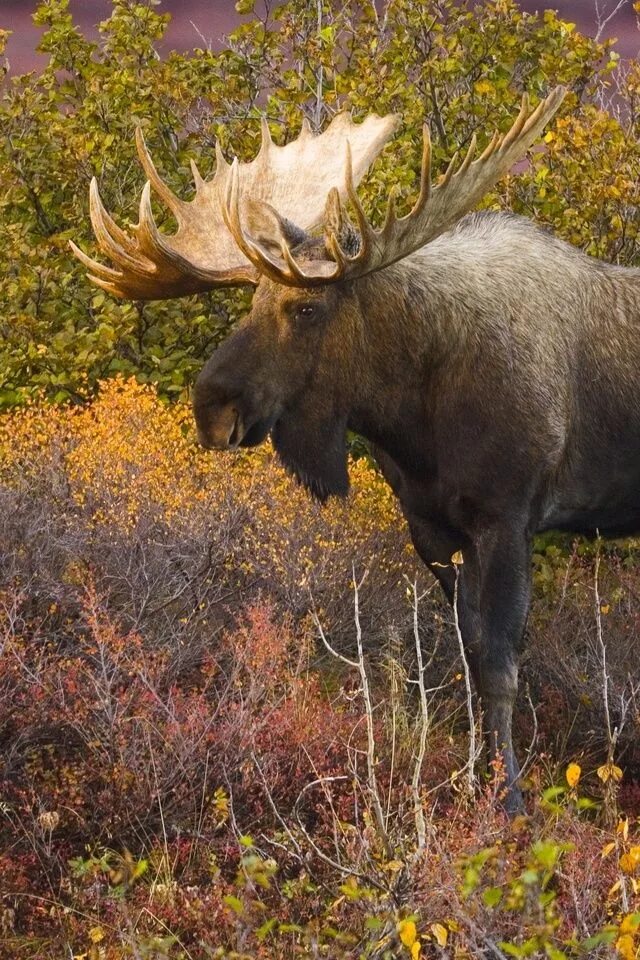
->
[0,379,638,958]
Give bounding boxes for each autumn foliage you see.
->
[1,0,640,956]
[0,0,639,406]
[0,379,638,958]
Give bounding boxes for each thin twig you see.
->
[519,682,539,779]
[353,567,394,859]
[594,0,628,42]
[453,561,477,797]
[410,580,429,849]
[293,776,390,894]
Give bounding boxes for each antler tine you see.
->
[343,141,377,266]
[439,150,459,189]
[137,180,194,275]
[326,230,348,272]
[258,116,274,159]
[68,240,124,284]
[478,129,501,163]
[280,237,311,282]
[221,159,307,286]
[135,128,184,217]
[456,133,477,178]
[222,159,264,270]
[417,124,432,208]
[381,185,400,234]
[500,93,530,151]
[190,158,206,190]
[391,124,432,230]
[89,179,139,258]
[337,86,566,283]
[89,178,152,274]
[521,90,556,137]
[137,180,163,251]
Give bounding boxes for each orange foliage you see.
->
[0,375,404,545]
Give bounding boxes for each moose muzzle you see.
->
[196,401,243,450]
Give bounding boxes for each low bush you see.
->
[0,379,638,958]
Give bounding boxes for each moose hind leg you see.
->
[407,510,529,812]
[475,523,533,813]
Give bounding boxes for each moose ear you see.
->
[324,187,361,258]
[241,197,309,257]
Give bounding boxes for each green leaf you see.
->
[223,895,244,915]
[256,918,278,940]
[483,887,503,908]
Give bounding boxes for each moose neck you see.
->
[345,257,454,476]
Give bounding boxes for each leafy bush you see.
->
[0,380,638,958]
[0,0,637,405]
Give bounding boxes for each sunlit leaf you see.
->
[430,922,448,947]
[565,762,581,788]
[88,927,104,944]
[597,763,623,783]
[223,894,244,915]
[398,919,417,948]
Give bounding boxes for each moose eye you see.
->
[296,304,316,321]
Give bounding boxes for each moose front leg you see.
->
[470,523,533,813]
[405,506,530,812]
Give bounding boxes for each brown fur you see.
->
[194,210,640,811]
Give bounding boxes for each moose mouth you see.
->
[195,400,278,450]
[238,414,277,447]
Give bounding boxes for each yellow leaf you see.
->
[600,603,610,614]
[450,551,464,566]
[411,942,422,959]
[474,79,496,96]
[431,923,448,947]
[601,842,616,858]
[619,853,639,875]
[615,933,636,960]
[597,763,623,783]
[398,919,417,948]
[620,914,640,935]
[617,818,629,840]
[88,927,105,944]
[566,762,581,788]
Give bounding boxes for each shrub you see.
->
[0,380,638,958]
[0,0,635,404]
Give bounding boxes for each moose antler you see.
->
[335,86,567,282]
[228,86,566,286]
[70,112,399,299]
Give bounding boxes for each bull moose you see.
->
[72,85,639,811]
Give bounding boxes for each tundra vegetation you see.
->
[0,1,639,958]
